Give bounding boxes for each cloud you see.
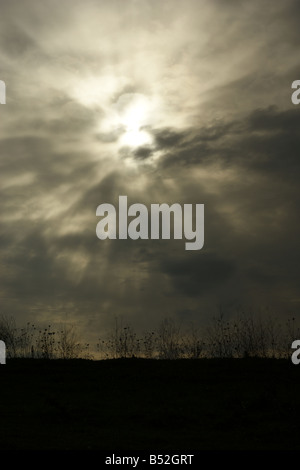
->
[0,0,300,345]
[159,252,236,297]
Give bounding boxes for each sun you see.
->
[116,93,154,148]
[72,78,156,151]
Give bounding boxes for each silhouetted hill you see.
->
[0,358,299,450]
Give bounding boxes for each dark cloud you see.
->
[0,25,39,59]
[158,106,300,176]
[160,252,236,297]
[153,128,189,150]
[248,106,300,132]
[133,146,153,160]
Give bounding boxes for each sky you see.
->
[0,0,300,344]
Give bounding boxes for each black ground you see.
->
[0,358,299,451]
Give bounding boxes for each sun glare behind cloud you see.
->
[116,93,154,148]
